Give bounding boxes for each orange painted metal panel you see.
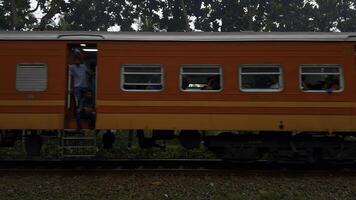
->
[96,100,356,115]
[0,114,64,129]
[0,41,67,101]
[0,41,67,130]
[96,114,356,132]
[96,100,356,108]
[97,41,356,103]
[0,106,64,113]
[0,39,356,131]
[95,41,356,131]
[96,106,354,115]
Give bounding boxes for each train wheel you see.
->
[0,130,19,147]
[179,130,201,149]
[24,130,42,159]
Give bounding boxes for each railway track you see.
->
[1,159,356,173]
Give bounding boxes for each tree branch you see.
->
[37,1,62,30]
[179,0,190,32]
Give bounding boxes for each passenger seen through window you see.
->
[239,65,282,91]
[122,65,163,91]
[181,65,222,91]
[300,65,342,92]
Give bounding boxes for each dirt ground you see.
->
[0,171,355,200]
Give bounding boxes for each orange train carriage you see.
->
[0,32,356,161]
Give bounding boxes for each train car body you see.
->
[0,40,66,130]
[97,39,356,133]
[0,32,355,133]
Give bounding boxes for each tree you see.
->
[0,1,7,30]
[128,0,163,31]
[332,0,356,32]
[192,0,218,31]
[191,0,356,32]
[107,0,136,31]
[179,0,190,31]
[0,0,37,30]
[138,17,159,32]
[193,0,267,32]
[264,0,314,31]
[160,0,194,32]
[61,0,113,31]
[309,0,340,31]
[34,0,67,30]
[2,0,356,32]
[239,0,270,31]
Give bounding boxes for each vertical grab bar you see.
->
[67,67,71,110]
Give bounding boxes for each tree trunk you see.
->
[179,0,190,32]
[10,0,17,30]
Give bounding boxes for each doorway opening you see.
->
[65,43,97,130]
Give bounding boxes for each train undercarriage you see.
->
[204,132,356,163]
[1,129,356,163]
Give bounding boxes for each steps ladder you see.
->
[62,130,97,158]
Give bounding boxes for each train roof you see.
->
[1,31,356,42]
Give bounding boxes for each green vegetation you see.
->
[96,145,216,159]
[41,138,63,159]
[259,190,282,200]
[95,130,216,159]
[0,131,216,160]
[2,0,356,32]
[0,140,26,159]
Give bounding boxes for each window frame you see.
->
[299,64,344,93]
[179,64,223,92]
[16,63,48,92]
[120,64,164,92]
[238,64,284,93]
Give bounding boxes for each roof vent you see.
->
[57,34,104,40]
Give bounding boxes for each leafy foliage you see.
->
[0,0,37,30]
[1,0,356,31]
[61,0,113,31]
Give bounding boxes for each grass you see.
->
[96,145,216,159]
[0,140,26,159]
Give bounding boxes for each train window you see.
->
[239,65,283,92]
[180,65,222,91]
[121,64,163,91]
[300,64,343,92]
[16,63,47,92]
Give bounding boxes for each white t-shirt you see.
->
[69,64,88,88]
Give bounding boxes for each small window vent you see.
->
[16,63,47,92]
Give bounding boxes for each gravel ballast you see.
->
[0,171,355,200]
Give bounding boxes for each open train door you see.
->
[65,44,98,130]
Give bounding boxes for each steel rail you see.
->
[0,159,356,173]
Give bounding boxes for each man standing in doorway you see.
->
[69,53,89,129]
